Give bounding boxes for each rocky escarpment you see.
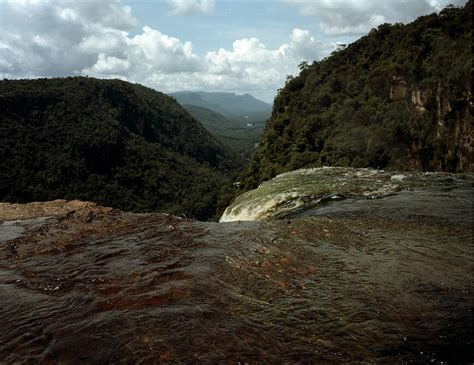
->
[389,75,472,172]
[240,2,473,190]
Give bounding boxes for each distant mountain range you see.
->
[182,104,265,159]
[169,91,272,123]
[169,91,271,158]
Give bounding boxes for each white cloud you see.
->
[205,28,326,77]
[200,28,328,98]
[7,0,462,101]
[286,28,325,61]
[65,1,138,30]
[288,0,466,35]
[78,31,128,54]
[320,14,387,36]
[166,0,215,15]
[428,0,466,10]
[130,26,202,73]
[2,0,465,102]
[0,0,329,101]
[0,0,137,78]
[82,54,131,75]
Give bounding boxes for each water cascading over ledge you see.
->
[220,167,474,222]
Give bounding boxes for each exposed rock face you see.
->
[411,89,429,112]
[458,107,473,171]
[389,75,473,172]
[389,76,408,101]
[0,200,105,221]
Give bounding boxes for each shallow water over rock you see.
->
[221,167,474,222]
[0,193,472,363]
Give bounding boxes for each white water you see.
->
[220,191,304,222]
[220,167,474,222]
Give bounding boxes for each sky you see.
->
[0,0,466,102]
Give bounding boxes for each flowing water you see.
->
[221,167,473,223]
[1,168,473,363]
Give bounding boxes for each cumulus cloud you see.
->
[82,54,131,75]
[132,27,327,100]
[166,0,215,15]
[288,0,466,35]
[0,0,138,77]
[201,28,328,97]
[78,31,129,54]
[130,26,202,73]
[0,0,468,101]
[0,0,327,101]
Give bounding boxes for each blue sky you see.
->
[123,1,324,52]
[0,0,466,102]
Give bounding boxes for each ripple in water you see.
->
[0,170,472,363]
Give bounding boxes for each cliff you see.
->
[240,1,472,190]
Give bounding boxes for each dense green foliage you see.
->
[182,104,265,158]
[0,77,243,220]
[169,91,272,122]
[240,2,473,190]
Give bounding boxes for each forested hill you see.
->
[240,1,472,190]
[0,77,243,220]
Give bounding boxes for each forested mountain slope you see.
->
[240,2,472,190]
[0,77,242,220]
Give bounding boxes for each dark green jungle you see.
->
[0,78,242,220]
[240,1,472,189]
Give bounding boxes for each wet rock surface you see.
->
[0,200,472,363]
[0,200,103,221]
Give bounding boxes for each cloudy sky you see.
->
[0,0,466,102]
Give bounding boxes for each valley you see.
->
[170,91,271,158]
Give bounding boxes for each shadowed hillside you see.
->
[0,77,243,220]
